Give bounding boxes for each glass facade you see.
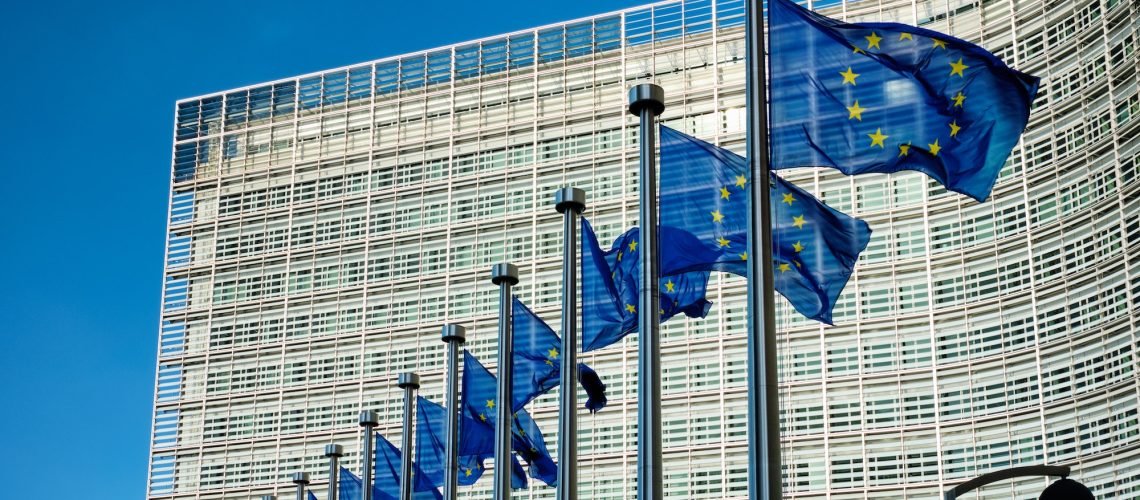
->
[149,0,1140,497]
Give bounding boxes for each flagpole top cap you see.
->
[491,263,519,286]
[441,324,467,344]
[358,410,380,427]
[292,472,311,485]
[628,83,665,116]
[324,443,344,457]
[398,372,421,390]
[554,187,586,214]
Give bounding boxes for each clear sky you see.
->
[0,1,643,497]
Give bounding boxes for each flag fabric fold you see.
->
[511,296,608,411]
[768,0,1039,202]
[658,125,871,324]
[374,433,443,500]
[415,396,495,487]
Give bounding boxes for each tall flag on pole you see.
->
[416,396,495,486]
[658,126,872,324]
[511,296,609,411]
[461,350,559,487]
[374,434,443,500]
[580,217,714,351]
[339,467,366,500]
[768,0,1039,202]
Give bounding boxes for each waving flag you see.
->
[416,396,495,487]
[374,434,442,500]
[768,0,1039,202]
[511,296,608,411]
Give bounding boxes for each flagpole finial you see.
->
[491,263,519,286]
[358,410,380,427]
[397,372,421,390]
[628,83,665,117]
[324,443,343,457]
[292,472,311,485]
[441,324,467,344]
[555,187,586,214]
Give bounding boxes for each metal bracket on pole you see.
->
[325,444,344,500]
[292,472,311,500]
[628,83,665,500]
[491,262,519,500]
[359,410,380,500]
[554,186,586,500]
[441,324,467,500]
[398,372,421,500]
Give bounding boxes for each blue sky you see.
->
[0,1,642,497]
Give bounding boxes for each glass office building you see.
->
[148,0,1140,497]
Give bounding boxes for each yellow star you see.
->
[664,280,675,293]
[853,46,865,54]
[933,38,948,49]
[867,128,889,148]
[793,241,804,253]
[782,192,796,205]
[720,186,731,200]
[899,32,913,41]
[865,32,882,49]
[711,210,725,223]
[717,236,731,248]
[794,260,802,268]
[465,468,472,477]
[898,143,911,157]
[479,413,487,422]
[617,250,622,262]
[739,252,748,261]
[735,175,747,188]
[839,67,860,85]
[486,399,495,409]
[548,348,559,360]
[929,138,942,156]
[778,263,791,273]
[629,240,638,252]
[793,215,807,229]
[952,92,967,107]
[949,120,961,137]
[625,304,636,313]
[846,100,867,121]
[949,57,968,77]
[545,359,554,366]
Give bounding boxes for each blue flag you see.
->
[374,434,442,500]
[658,126,871,324]
[461,350,558,487]
[308,491,318,500]
[415,396,495,487]
[340,467,363,500]
[768,0,1039,202]
[580,217,714,351]
[512,296,608,411]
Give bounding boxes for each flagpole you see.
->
[398,372,421,500]
[359,410,380,500]
[628,83,665,500]
[554,187,586,500]
[325,444,343,500]
[491,262,520,500]
[441,324,467,500]
[744,0,783,499]
[292,472,310,500]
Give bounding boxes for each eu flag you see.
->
[308,491,318,500]
[339,467,363,500]
[461,350,558,487]
[511,296,608,411]
[658,126,871,324]
[374,434,442,500]
[768,0,1039,202]
[580,217,714,351]
[416,396,495,486]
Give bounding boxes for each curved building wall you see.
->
[148,0,1140,498]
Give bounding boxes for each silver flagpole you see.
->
[628,83,665,500]
[491,262,519,500]
[441,324,467,500]
[292,472,310,500]
[325,444,344,500]
[555,187,586,500]
[398,372,421,500]
[360,410,380,500]
[744,0,782,499]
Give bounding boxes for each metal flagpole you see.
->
[744,0,783,499]
[325,444,343,500]
[360,410,380,500]
[398,372,421,500]
[441,324,467,500]
[554,187,586,500]
[628,83,665,500]
[491,263,519,500]
[292,472,310,500]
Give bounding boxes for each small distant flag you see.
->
[768,0,1039,202]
